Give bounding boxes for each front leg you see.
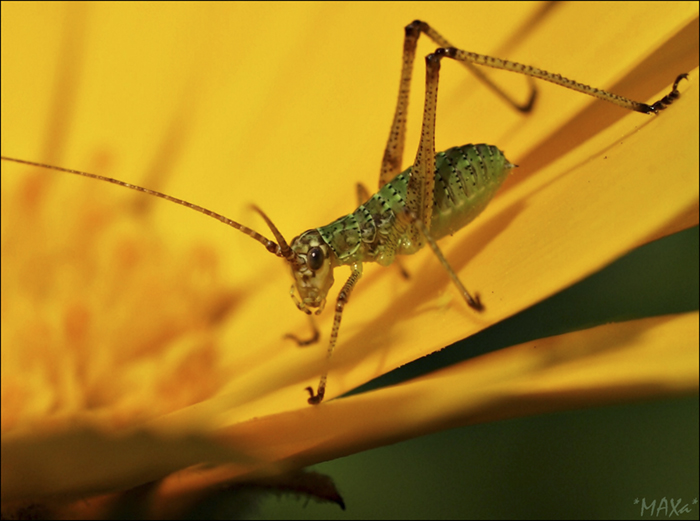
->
[306,263,363,405]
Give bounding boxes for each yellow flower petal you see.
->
[205,313,699,480]
[204,69,698,414]
[1,1,698,509]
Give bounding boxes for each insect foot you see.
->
[306,384,325,405]
[642,73,689,114]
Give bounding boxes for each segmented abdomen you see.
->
[428,144,514,240]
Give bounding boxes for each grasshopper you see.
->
[1,20,687,405]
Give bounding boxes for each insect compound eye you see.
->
[307,246,324,271]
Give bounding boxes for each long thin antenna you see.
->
[251,205,296,262]
[1,156,284,257]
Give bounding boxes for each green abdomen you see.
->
[427,144,514,240]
